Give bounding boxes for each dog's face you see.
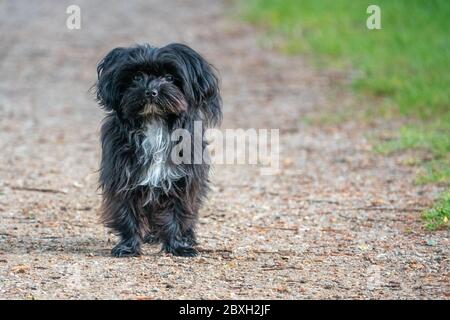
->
[96,43,221,124]
[120,66,187,118]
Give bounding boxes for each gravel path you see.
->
[0,0,448,299]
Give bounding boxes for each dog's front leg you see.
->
[102,195,143,257]
[156,199,198,257]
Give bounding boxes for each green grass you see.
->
[375,123,450,159]
[375,123,450,184]
[241,0,450,228]
[423,191,450,230]
[241,0,450,161]
[241,0,450,119]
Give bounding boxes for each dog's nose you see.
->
[145,89,158,98]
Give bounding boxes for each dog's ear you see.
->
[166,43,222,127]
[96,47,127,111]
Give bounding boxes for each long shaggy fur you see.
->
[95,43,222,257]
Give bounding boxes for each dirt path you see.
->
[0,0,448,299]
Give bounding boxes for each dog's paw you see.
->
[181,236,198,247]
[172,247,198,257]
[111,243,141,258]
[143,233,160,245]
[164,244,198,257]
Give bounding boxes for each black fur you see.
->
[95,43,222,257]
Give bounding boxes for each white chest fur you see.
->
[137,120,185,191]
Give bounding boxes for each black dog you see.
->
[95,43,222,257]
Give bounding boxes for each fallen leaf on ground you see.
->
[11,264,30,274]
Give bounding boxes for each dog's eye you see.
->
[165,74,174,82]
[133,73,143,82]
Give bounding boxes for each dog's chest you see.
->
[136,120,184,189]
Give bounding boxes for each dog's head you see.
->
[96,43,221,125]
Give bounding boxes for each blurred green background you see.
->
[240,0,449,229]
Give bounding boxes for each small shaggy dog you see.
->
[95,43,222,257]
